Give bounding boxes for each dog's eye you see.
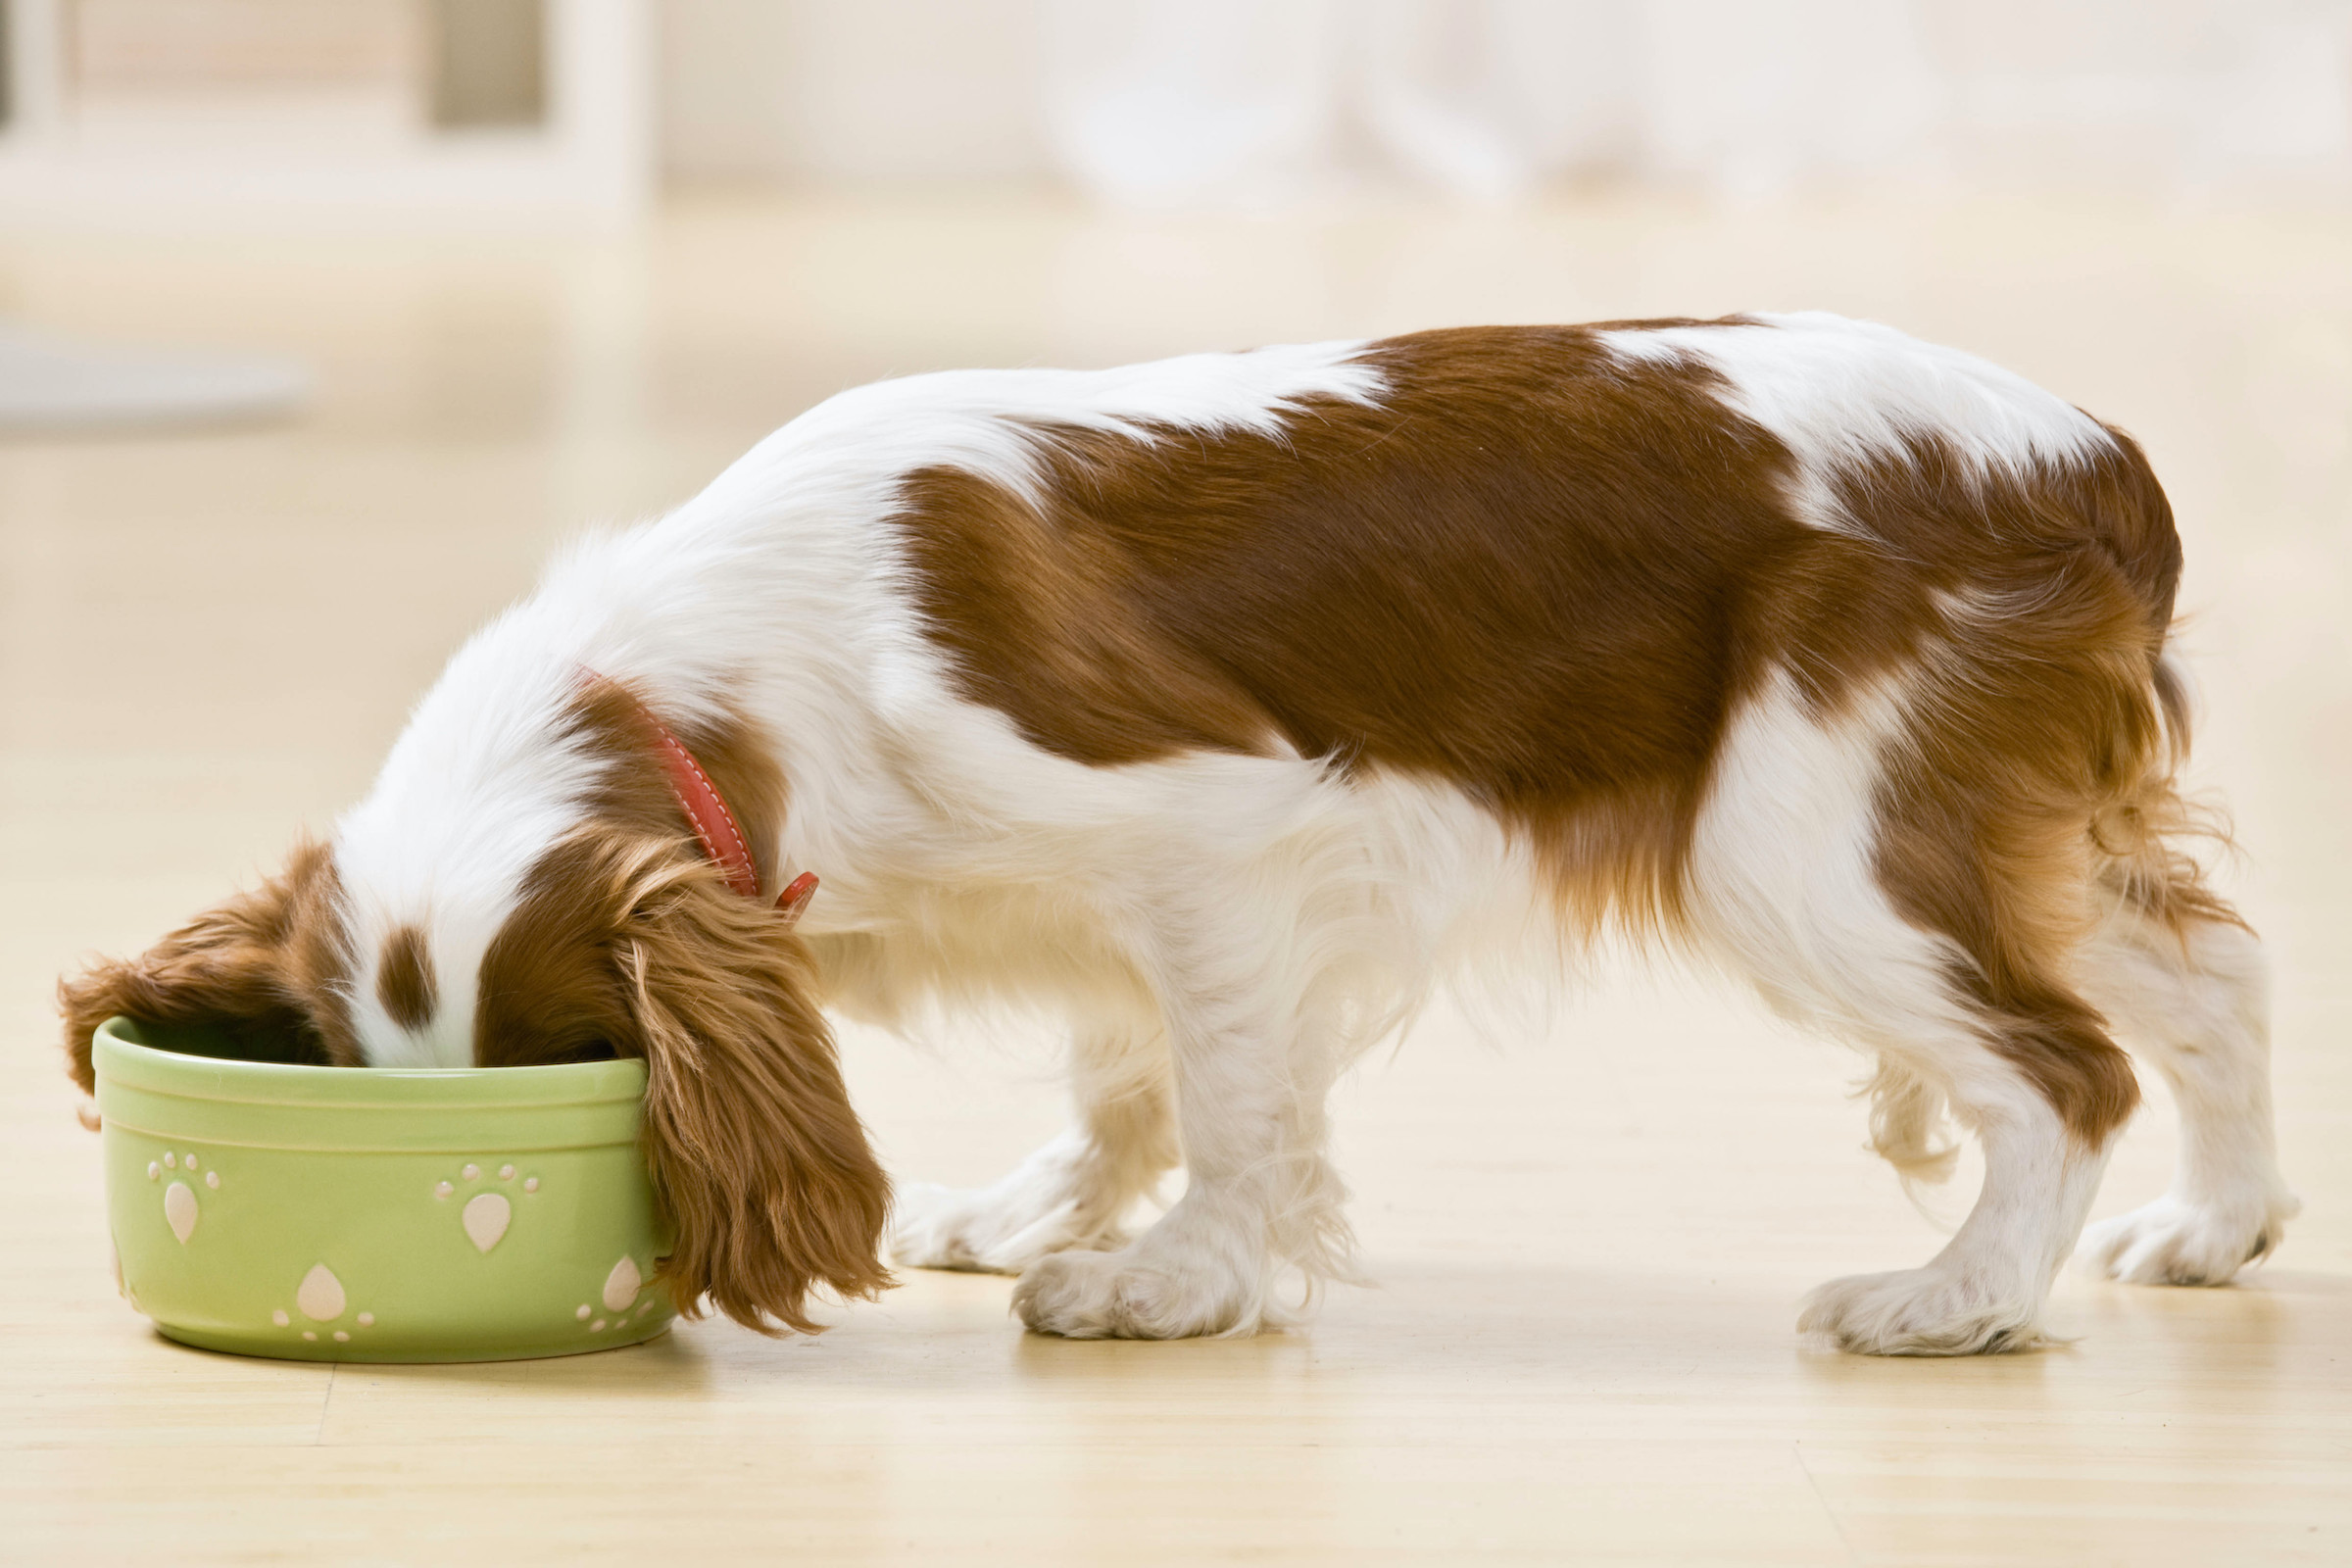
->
[560,1040,618,1063]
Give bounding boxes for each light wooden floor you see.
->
[3,190,2348,1566]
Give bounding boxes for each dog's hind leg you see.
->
[890,1014,1179,1274]
[1795,1044,2117,1355]
[1693,669,2132,1355]
[2074,893,2298,1284]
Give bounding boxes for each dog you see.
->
[61,312,2298,1353]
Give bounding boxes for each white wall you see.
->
[658,0,2352,206]
[660,0,1047,181]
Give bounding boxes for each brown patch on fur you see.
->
[474,681,890,1334]
[900,469,1276,764]
[375,924,437,1032]
[58,839,359,1093]
[899,323,1790,938]
[894,320,2205,1146]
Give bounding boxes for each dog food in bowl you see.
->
[94,1015,675,1362]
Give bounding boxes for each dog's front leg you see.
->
[890,1016,1178,1274]
[1011,897,1356,1340]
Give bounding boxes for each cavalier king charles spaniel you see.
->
[61,313,2296,1353]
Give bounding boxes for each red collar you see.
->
[594,673,817,921]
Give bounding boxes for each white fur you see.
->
[2074,903,2300,1284]
[326,320,2279,1349]
[1598,312,2114,535]
[337,656,610,1067]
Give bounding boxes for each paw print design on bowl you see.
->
[431,1159,539,1252]
[270,1262,377,1344]
[576,1254,659,1333]
[145,1148,222,1244]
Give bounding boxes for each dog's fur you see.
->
[61,314,2298,1352]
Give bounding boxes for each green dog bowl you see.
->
[94,1016,677,1362]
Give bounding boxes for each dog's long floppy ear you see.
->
[617,849,893,1335]
[58,839,352,1095]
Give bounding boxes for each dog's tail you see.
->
[2089,646,2242,936]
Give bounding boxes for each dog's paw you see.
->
[888,1178,1114,1276]
[2076,1192,2297,1287]
[1012,1248,1257,1340]
[1798,1266,2044,1356]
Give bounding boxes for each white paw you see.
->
[2076,1193,2296,1286]
[1798,1266,2043,1356]
[888,1178,1119,1276]
[1012,1247,1257,1340]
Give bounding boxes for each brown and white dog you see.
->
[61,313,2297,1353]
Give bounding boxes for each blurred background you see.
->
[7,1,2352,220]
[3,0,2349,1367]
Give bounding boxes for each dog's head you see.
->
[59,676,890,1335]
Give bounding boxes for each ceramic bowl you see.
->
[94,1016,676,1362]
